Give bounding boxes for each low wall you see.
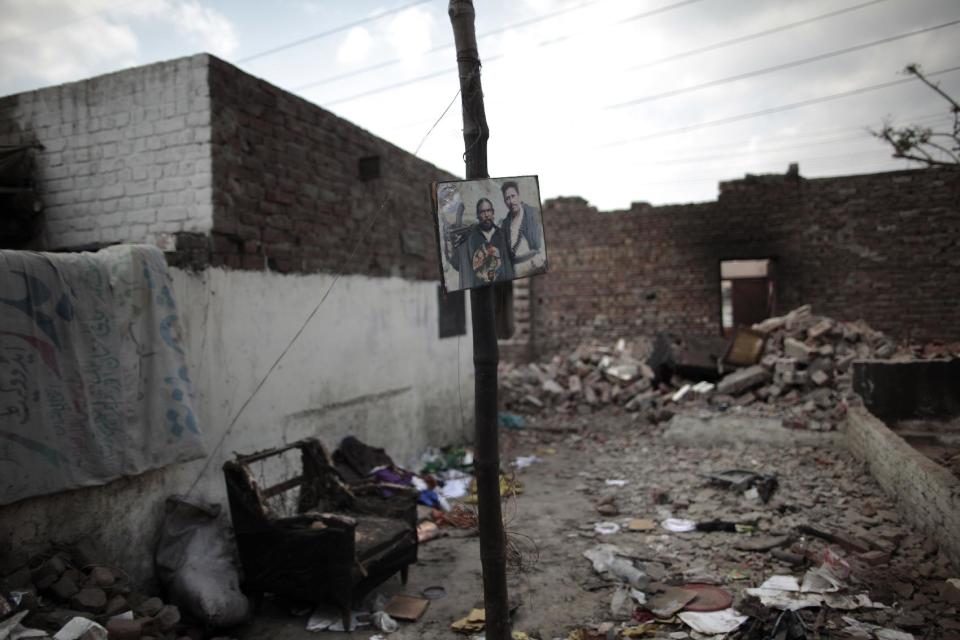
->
[0,267,474,585]
[852,359,960,421]
[846,405,960,570]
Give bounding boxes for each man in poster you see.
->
[500,181,544,277]
[449,198,514,289]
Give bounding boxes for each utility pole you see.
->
[448,2,511,640]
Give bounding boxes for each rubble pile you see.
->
[500,338,662,417]
[0,546,204,640]
[501,305,959,432]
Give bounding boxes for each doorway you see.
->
[720,259,775,336]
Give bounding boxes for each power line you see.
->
[321,58,504,106]
[609,19,960,109]
[628,0,891,71]
[312,0,708,105]
[293,0,610,91]
[634,111,951,158]
[598,65,960,148]
[538,0,708,46]
[235,0,435,64]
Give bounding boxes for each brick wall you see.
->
[173,57,457,277]
[847,405,960,571]
[531,167,960,355]
[0,55,214,249]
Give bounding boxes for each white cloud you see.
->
[386,7,434,65]
[120,0,238,57]
[337,26,373,65]
[0,1,139,88]
[0,0,237,94]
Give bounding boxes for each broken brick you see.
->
[71,587,107,613]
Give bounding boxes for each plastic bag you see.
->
[155,495,250,627]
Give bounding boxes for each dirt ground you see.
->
[239,409,959,640]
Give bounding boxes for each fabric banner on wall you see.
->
[0,245,205,505]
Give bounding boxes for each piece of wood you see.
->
[448,3,510,640]
[384,594,430,621]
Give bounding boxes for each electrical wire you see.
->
[628,0,892,71]
[293,0,612,91]
[311,0,708,105]
[609,19,960,109]
[597,65,960,149]
[235,0,435,64]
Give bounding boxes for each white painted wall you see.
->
[0,267,474,585]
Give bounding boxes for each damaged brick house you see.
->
[0,54,473,583]
[510,164,960,361]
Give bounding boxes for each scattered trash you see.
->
[434,504,479,529]
[451,608,486,634]
[498,412,526,429]
[465,474,523,503]
[671,384,693,402]
[512,455,541,469]
[0,612,46,640]
[53,617,108,640]
[605,478,629,487]
[594,522,621,535]
[680,583,733,612]
[840,616,915,640]
[646,586,697,618]
[583,544,648,588]
[421,447,474,474]
[676,608,748,634]
[627,518,657,531]
[418,521,442,542]
[306,605,367,632]
[610,586,635,619]
[422,585,447,600]
[745,573,887,611]
[662,518,697,532]
[371,611,398,633]
[734,534,791,552]
[384,594,430,622]
[701,469,778,503]
[438,470,472,499]
[155,495,250,627]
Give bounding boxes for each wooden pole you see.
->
[448,2,511,640]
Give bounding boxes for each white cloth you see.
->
[0,245,205,505]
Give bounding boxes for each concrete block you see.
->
[105,618,145,640]
[717,365,771,396]
[88,566,115,588]
[783,338,812,363]
[134,596,163,616]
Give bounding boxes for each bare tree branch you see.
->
[873,64,960,167]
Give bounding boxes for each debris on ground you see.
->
[0,544,224,640]
[501,304,959,433]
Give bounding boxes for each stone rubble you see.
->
[0,546,232,640]
[500,409,960,640]
[501,305,960,433]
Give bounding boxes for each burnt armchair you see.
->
[222,438,418,628]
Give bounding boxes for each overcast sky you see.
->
[1,0,957,209]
